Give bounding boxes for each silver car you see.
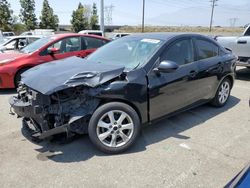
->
[217,25,250,68]
[0,35,42,53]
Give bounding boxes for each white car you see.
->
[111,33,130,40]
[78,30,104,37]
[0,35,42,53]
[217,25,250,68]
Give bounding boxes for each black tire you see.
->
[14,68,30,88]
[210,78,232,107]
[88,102,141,154]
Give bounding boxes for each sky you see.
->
[8,0,250,27]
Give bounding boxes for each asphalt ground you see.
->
[0,67,249,188]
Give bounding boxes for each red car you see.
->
[0,33,109,88]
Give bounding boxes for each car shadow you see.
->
[30,95,240,163]
[0,89,16,95]
[236,68,250,81]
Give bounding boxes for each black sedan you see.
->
[9,33,236,154]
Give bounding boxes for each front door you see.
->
[38,36,83,64]
[147,38,200,120]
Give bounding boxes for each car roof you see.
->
[7,35,43,39]
[48,33,109,40]
[79,30,103,33]
[129,32,208,41]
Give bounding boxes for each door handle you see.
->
[189,70,197,78]
[237,40,247,44]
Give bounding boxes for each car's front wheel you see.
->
[211,78,232,107]
[88,102,141,154]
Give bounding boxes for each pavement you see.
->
[0,68,249,188]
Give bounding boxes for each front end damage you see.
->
[9,84,100,139]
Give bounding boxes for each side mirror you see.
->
[154,60,179,73]
[48,47,60,55]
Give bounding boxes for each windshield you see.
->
[87,37,164,70]
[0,38,8,45]
[20,36,54,53]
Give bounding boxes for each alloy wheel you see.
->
[96,110,134,148]
[218,81,230,104]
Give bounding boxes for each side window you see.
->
[162,39,194,66]
[40,37,80,56]
[18,38,27,48]
[196,39,219,60]
[84,37,107,49]
[5,39,17,49]
[64,37,80,52]
[28,37,39,44]
[244,27,250,36]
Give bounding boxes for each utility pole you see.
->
[105,4,114,25]
[209,0,218,32]
[100,0,105,34]
[229,18,238,27]
[142,0,145,33]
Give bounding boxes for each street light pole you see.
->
[142,0,145,32]
[100,0,105,34]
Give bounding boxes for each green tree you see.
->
[0,0,13,31]
[90,3,99,30]
[40,0,59,30]
[19,0,37,30]
[71,3,89,32]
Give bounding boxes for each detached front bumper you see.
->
[9,96,70,139]
[9,96,42,118]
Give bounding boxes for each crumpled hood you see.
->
[21,56,125,95]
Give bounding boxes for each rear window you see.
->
[196,39,219,60]
[84,37,107,49]
[88,32,103,36]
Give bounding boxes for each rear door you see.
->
[148,37,200,120]
[234,36,250,58]
[82,36,108,57]
[194,37,223,100]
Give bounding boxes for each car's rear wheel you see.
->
[88,102,141,154]
[211,78,231,107]
[14,68,30,88]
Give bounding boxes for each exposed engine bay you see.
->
[10,83,100,139]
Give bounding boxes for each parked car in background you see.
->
[78,30,104,37]
[3,32,15,37]
[111,33,131,40]
[20,32,33,36]
[0,35,42,53]
[9,33,236,154]
[20,29,54,36]
[216,25,250,68]
[0,33,109,88]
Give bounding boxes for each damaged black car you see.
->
[9,33,236,154]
